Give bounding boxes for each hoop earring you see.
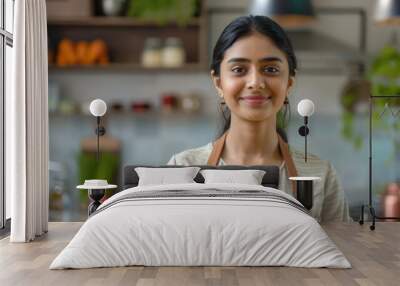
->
[217,92,225,105]
[219,101,230,122]
[278,97,291,129]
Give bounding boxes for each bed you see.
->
[50,165,350,269]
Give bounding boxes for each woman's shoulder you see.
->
[167,143,213,165]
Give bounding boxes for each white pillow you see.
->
[200,169,266,185]
[135,167,201,186]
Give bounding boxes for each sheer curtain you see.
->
[7,0,49,242]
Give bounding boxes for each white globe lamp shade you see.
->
[297,99,315,117]
[89,99,107,117]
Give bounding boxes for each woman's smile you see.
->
[240,94,272,107]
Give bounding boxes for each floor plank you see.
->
[0,222,399,286]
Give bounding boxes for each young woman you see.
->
[168,15,351,222]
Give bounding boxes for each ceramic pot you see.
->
[102,0,124,16]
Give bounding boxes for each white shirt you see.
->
[168,143,352,223]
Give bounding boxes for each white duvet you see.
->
[50,183,351,269]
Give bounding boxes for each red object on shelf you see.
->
[161,94,178,108]
[131,102,151,112]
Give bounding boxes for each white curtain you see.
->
[7,0,49,242]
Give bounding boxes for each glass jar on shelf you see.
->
[161,37,186,67]
[141,37,162,68]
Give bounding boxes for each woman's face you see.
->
[212,32,295,122]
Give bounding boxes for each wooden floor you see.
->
[0,222,399,286]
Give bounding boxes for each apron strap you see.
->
[207,131,228,166]
[207,131,298,195]
[277,135,298,195]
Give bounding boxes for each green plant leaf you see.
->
[127,0,198,25]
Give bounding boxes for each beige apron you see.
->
[206,131,298,195]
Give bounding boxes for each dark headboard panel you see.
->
[123,165,279,190]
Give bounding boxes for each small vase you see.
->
[102,0,124,17]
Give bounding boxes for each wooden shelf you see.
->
[47,16,203,27]
[48,63,208,73]
[47,1,208,74]
[49,111,216,120]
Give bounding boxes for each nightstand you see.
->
[77,180,117,216]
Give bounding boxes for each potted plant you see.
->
[341,44,400,214]
[126,0,199,26]
[341,44,400,150]
[340,77,370,149]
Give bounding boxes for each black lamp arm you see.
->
[304,116,308,163]
[298,116,309,163]
[95,116,106,161]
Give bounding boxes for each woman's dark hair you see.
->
[212,15,297,142]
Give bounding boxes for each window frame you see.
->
[0,0,13,232]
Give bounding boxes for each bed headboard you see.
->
[122,165,280,190]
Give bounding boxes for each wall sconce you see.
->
[290,98,319,211]
[297,99,315,163]
[89,99,107,161]
[248,0,316,28]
